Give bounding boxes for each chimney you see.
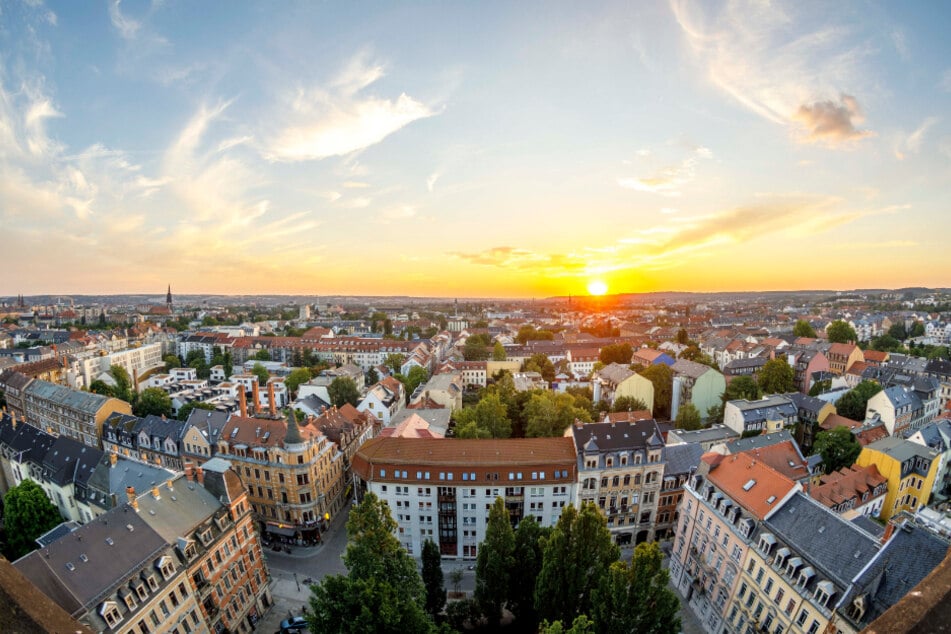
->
[268,380,277,417]
[166,478,174,492]
[132,368,139,394]
[196,467,204,486]
[882,521,897,545]
[125,486,136,502]
[151,486,161,500]
[252,381,260,414]
[10,412,16,430]
[109,452,117,467]
[238,385,248,418]
[184,462,194,482]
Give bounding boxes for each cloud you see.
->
[891,29,910,61]
[427,172,440,192]
[264,55,437,162]
[108,0,141,40]
[670,0,874,147]
[617,145,712,196]
[793,95,872,145]
[893,116,939,159]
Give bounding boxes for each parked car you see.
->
[278,616,308,634]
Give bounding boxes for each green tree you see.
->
[110,365,133,402]
[910,321,925,338]
[835,380,883,421]
[591,542,680,634]
[522,353,556,383]
[540,615,596,634]
[675,328,690,345]
[793,320,817,338]
[133,387,173,418]
[639,364,673,419]
[475,498,516,626]
[163,354,181,371]
[812,426,862,474]
[492,341,507,361]
[177,401,216,421]
[808,379,832,397]
[525,392,592,437]
[827,320,858,343]
[535,502,620,625]
[454,393,511,439]
[329,376,360,408]
[674,402,702,430]
[723,375,760,402]
[88,379,114,397]
[463,335,491,361]
[284,367,313,396]
[2,480,63,560]
[184,349,206,366]
[611,395,649,413]
[253,348,271,361]
[757,358,795,394]
[421,539,445,619]
[366,366,380,386]
[509,516,548,627]
[251,362,270,386]
[869,334,904,353]
[599,343,633,366]
[887,322,908,340]
[384,353,406,375]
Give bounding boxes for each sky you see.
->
[1,1,950,299]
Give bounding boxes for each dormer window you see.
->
[704,485,715,501]
[133,580,147,601]
[156,555,174,580]
[142,570,159,591]
[100,600,123,628]
[786,556,803,577]
[739,518,754,537]
[798,565,816,588]
[848,594,867,622]
[775,547,791,568]
[758,533,776,554]
[120,588,136,611]
[814,580,834,607]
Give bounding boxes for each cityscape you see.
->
[2,2,951,634]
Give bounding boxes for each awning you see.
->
[265,523,297,537]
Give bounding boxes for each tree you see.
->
[675,328,690,345]
[421,539,445,619]
[396,366,429,403]
[454,393,511,439]
[251,362,270,387]
[366,366,380,386]
[827,320,858,343]
[492,341,507,361]
[540,615,596,634]
[887,322,908,341]
[524,392,592,437]
[812,426,862,474]
[163,354,181,371]
[475,497,515,626]
[869,334,904,353]
[88,380,114,397]
[793,320,817,338]
[253,348,271,361]
[757,358,795,394]
[307,492,435,633]
[384,353,406,375]
[835,380,883,421]
[910,321,925,338]
[463,334,492,361]
[449,569,464,596]
[599,343,633,366]
[723,375,760,402]
[591,542,680,634]
[329,377,360,408]
[2,479,63,560]
[133,387,173,418]
[177,401,216,421]
[674,402,702,430]
[639,364,673,419]
[611,396,649,413]
[522,353,556,383]
[110,365,133,402]
[535,502,620,625]
[184,349,206,366]
[509,516,548,627]
[284,368,313,396]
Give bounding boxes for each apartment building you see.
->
[351,436,577,558]
[854,436,940,520]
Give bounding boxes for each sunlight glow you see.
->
[587,280,608,296]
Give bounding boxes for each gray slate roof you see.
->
[765,493,880,589]
[724,430,795,454]
[133,478,224,544]
[671,358,714,379]
[24,379,111,415]
[572,419,664,454]
[662,442,703,476]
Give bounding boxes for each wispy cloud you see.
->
[427,171,441,192]
[670,0,874,147]
[108,0,141,41]
[264,54,437,162]
[894,116,939,159]
[617,145,712,196]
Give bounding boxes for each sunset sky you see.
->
[2,1,950,298]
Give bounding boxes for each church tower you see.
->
[166,285,173,312]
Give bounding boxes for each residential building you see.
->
[436,361,487,388]
[217,412,346,542]
[907,419,951,501]
[382,409,452,438]
[855,437,940,520]
[74,342,165,391]
[722,356,767,381]
[351,436,577,558]
[180,408,230,464]
[809,464,888,519]
[670,359,726,422]
[826,343,864,376]
[785,392,836,454]
[592,363,655,412]
[666,425,740,452]
[566,346,600,377]
[723,395,798,436]
[312,404,377,480]
[655,442,704,540]
[410,373,462,411]
[571,419,668,544]
[632,347,675,368]
[787,348,830,394]
[357,376,405,426]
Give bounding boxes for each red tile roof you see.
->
[706,452,799,519]
[809,464,886,509]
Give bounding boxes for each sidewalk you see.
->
[255,570,315,633]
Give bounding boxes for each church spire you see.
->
[166,284,173,310]
[284,408,303,445]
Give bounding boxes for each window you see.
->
[100,601,123,628]
[797,609,808,626]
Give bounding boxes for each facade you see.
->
[907,419,951,501]
[411,373,462,411]
[808,464,888,519]
[826,343,864,376]
[19,375,132,448]
[351,436,577,558]
[592,363,655,412]
[357,376,405,426]
[855,436,940,520]
[75,342,165,390]
[217,413,346,542]
[666,425,740,451]
[723,395,798,436]
[571,419,668,544]
[671,359,726,422]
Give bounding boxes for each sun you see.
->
[587,280,608,296]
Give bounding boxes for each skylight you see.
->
[743,479,756,491]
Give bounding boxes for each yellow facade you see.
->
[615,373,655,413]
[855,441,939,521]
